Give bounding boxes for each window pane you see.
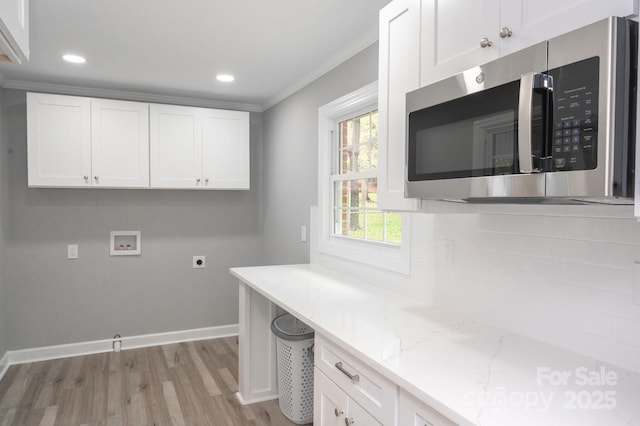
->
[364,211,384,241]
[384,212,402,244]
[334,180,367,209]
[332,109,400,245]
[339,110,378,174]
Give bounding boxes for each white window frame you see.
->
[317,81,411,274]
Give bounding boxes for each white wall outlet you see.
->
[67,244,78,260]
[301,225,307,243]
[193,255,206,269]
[634,262,640,306]
[443,239,453,265]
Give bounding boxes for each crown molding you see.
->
[261,29,380,111]
[0,79,263,112]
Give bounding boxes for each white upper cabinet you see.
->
[420,0,638,86]
[91,99,149,188]
[202,108,250,190]
[150,104,250,190]
[150,104,202,189]
[28,93,250,190]
[27,93,91,187]
[27,93,149,188]
[378,0,421,211]
[421,0,500,87]
[0,0,28,63]
[500,0,638,56]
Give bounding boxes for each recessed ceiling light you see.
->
[62,54,86,64]
[216,74,235,82]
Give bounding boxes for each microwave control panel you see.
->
[548,56,599,171]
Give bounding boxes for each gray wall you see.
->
[1,89,263,351]
[0,88,6,357]
[261,43,379,265]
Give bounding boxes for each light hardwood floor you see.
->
[0,337,302,426]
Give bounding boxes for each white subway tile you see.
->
[586,288,640,321]
[563,304,612,338]
[543,324,588,355]
[611,317,640,346]
[585,334,639,373]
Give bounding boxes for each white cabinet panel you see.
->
[91,99,149,188]
[500,0,637,55]
[150,104,250,190]
[0,0,28,63]
[378,0,421,211]
[314,368,382,426]
[421,0,500,86]
[27,93,91,187]
[202,109,250,190]
[150,104,202,188]
[398,389,456,426]
[314,368,349,426]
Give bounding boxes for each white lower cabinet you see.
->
[314,334,396,425]
[398,389,456,426]
[315,368,381,426]
[313,334,457,425]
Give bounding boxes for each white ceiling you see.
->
[0,0,392,111]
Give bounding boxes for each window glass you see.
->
[332,110,400,245]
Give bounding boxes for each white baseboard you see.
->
[6,324,238,366]
[0,351,9,382]
[235,391,279,406]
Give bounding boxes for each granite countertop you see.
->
[230,264,640,426]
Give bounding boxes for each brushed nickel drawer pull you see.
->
[335,362,359,383]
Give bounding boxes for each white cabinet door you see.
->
[420,0,500,87]
[347,398,383,426]
[500,0,637,56]
[27,93,91,187]
[314,368,382,426]
[314,368,349,426]
[91,99,149,188]
[0,0,28,63]
[378,0,421,211]
[202,109,250,190]
[398,389,456,426]
[150,104,202,189]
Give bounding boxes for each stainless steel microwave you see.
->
[406,17,637,204]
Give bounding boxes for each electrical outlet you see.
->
[67,244,78,260]
[193,255,206,269]
[443,239,453,265]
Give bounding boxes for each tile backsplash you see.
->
[431,207,640,373]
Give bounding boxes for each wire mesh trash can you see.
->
[271,313,315,425]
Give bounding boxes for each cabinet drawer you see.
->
[315,334,397,425]
[398,389,456,426]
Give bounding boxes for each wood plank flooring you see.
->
[0,337,302,426]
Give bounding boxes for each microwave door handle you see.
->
[518,72,535,173]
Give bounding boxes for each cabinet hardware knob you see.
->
[334,408,343,417]
[196,178,201,184]
[94,176,99,181]
[345,418,355,425]
[499,27,513,38]
[205,178,209,184]
[83,176,89,182]
[335,362,360,383]
[480,37,493,48]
